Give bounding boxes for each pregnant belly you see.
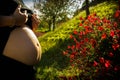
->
[3,25,42,65]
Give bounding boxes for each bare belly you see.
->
[3,25,42,65]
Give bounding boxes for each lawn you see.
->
[35,1,118,80]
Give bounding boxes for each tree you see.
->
[85,0,90,17]
[35,0,69,30]
[34,0,78,31]
[80,0,90,17]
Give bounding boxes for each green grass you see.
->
[35,1,118,80]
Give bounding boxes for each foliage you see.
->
[36,1,118,80]
[34,0,74,31]
[63,6,120,80]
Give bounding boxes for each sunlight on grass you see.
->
[36,1,118,80]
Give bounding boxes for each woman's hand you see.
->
[12,5,28,26]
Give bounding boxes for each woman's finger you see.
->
[22,10,28,22]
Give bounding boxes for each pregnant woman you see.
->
[0,0,42,80]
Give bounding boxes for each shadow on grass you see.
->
[35,38,74,79]
[36,38,72,69]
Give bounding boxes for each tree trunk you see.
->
[48,20,52,31]
[52,15,56,31]
[85,0,90,17]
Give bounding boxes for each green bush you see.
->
[63,9,120,79]
[36,1,118,80]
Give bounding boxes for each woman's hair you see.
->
[0,0,35,29]
[0,0,19,15]
[21,8,33,29]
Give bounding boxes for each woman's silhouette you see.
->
[0,0,42,80]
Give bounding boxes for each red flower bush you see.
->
[63,9,120,79]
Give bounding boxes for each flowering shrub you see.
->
[63,9,120,79]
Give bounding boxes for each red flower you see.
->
[98,26,104,31]
[101,33,107,39]
[93,13,96,16]
[107,25,111,28]
[114,65,120,71]
[116,29,120,37]
[84,38,89,42]
[70,34,73,39]
[70,54,75,59]
[93,61,98,67]
[70,59,73,62]
[71,45,75,50]
[99,57,105,63]
[84,26,89,29]
[105,60,111,68]
[63,51,68,55]
[76,43,80,49]
[74,38,77,42]
[112,44,119,50]
[84,26,93,33]
[110,30,115,37]
[79,23,82,26]
[113,39,118,43]
[80,17,83,20]
[102,17,108,23]
[90,38,96,48]
[108,52,114,57]
[73,30,78,35]
[80,31,86,35]
[113,22,118,27]
[114,10,120,18]
[68,45,71,49]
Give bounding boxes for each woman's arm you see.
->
[0,5,28,27]
[0,16,15,27]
